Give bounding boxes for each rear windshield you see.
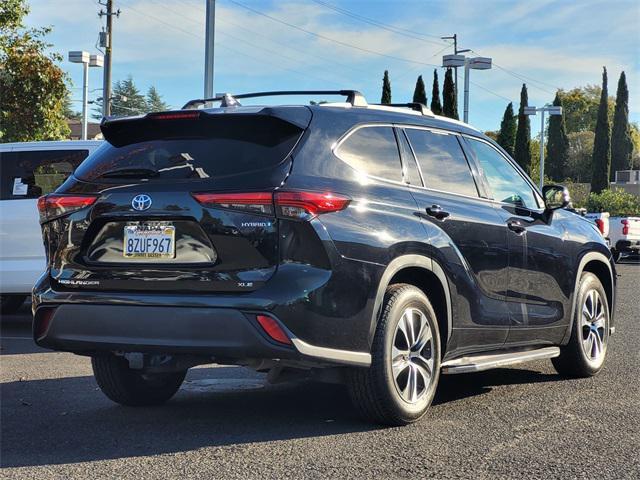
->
[0,149,89,200]
[75,115,303,182]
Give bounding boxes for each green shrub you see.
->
[586,188,640,216]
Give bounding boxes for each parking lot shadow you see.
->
[1,365,564,468]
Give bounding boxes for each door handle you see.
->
[425,205,450,220]
[507,220,527,234]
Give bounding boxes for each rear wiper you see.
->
[100,167,159,178]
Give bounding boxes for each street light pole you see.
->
[81,61,89,140]
[539,109,546,189]
[204,0,216,101]
[524,105,563,188]
[463,59,470,123]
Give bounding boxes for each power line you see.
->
[227,0,440,68]
[308,0,449,46]
[118,0,342,87]
[468,80,515,103]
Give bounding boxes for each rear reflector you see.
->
[37,194,98,223]
[34,307,56,340]
[192,190,350,220]
[256,314,291,345]
[192,192,274,215]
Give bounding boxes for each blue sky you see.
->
[25,0,640,134]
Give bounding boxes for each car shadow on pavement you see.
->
[1,365,562,469]
[434,368,561,405]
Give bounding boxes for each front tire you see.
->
[347,284,441,426]
[552,272,610,378]
[92,354,186,406]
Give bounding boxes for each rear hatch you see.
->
[40,107,311,293]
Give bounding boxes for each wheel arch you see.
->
[562,251,615,344]
[370,255,452,355]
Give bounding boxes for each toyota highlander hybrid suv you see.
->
[32,91,616,425]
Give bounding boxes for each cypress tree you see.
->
[514,84,532,173]
[412,75,427,105]
[381,70,391,104]
[442,68,458,119]
[610,71,633,181]
[591,67,611,193]
[496,102,517,158]
[546,93,569,181]
[430,69,442,115]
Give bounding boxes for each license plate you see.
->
[123,223,175,259]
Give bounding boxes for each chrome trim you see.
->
[290,338,371,367]
[441,346,560,374]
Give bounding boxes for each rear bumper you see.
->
[34,304,297,360]
[33,304,371,367]
[615,240,640,252]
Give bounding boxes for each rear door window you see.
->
[0,149,89,200]
[335,126,403,182]
[405,128,479,197]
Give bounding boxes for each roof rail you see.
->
[182,90,368,110]
[372,103,435,117]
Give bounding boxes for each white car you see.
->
[609,216,640,262]
[0,141,102,313]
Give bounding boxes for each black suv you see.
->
[33,91,615,425]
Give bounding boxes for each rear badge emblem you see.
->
[132,194,152,211]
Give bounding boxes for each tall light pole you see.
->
[69,52,103,140]
[440,34,470,103]
[524,105,563,188]
[443,54,492,123]
[204,0,215,101]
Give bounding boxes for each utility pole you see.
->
[204,0,215,101]
[441,34,458,92]
[99,1,119,116]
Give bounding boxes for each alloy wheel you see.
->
[391,307,435,403]
[580,289,607,362]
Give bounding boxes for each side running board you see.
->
[441,346,560,375]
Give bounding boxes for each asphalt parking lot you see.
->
[1,262,639,479]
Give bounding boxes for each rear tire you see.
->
[347,284,441,426]
[552,272,610,378]
[92,354,186,406]
[0,295,27,314]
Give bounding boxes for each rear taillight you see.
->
[595,219,605,234]
[256,314,291,345]
[274,191,351,220]
[192,191,351,220]
[37,194,98,223]
[191,192,274,215]
[622,219,629,235]
[148,111,200,121]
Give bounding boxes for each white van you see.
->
[0,141,102,313]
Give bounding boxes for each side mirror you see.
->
[542,184,570,211]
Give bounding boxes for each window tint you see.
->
[0,149,89,200]
[75,116,303,183]
[466,138,539,209]
[405,129,478,197]
[397,130,423,185]
[336,126,403,182]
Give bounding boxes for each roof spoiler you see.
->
[181,90,368,110]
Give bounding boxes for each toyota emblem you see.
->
[131,194,152,211]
